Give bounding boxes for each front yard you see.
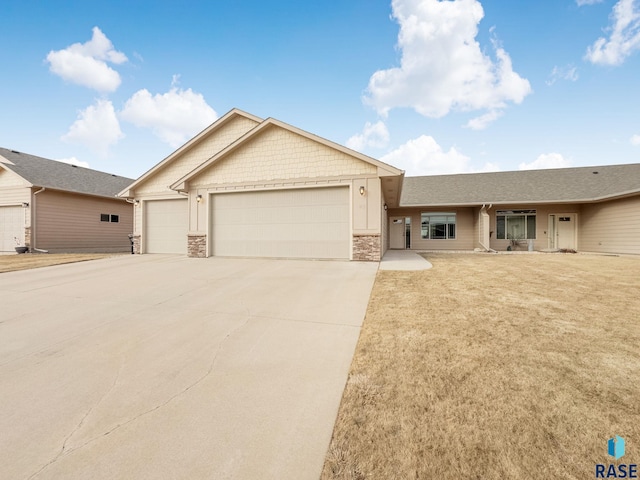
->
[0,253,117,273]
[322,253,640,479]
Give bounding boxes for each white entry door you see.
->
[549,214,577,250]
[389,217,405,249]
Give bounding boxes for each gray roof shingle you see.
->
[401,163,640,206]
[0,148,134,198]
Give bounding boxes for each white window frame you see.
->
[421,212,456,240]
[496,209,536,240]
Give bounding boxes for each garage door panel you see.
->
[212,187,349,259]
[145,199,188,254]
[0,206,24,252]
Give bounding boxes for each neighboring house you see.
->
[118,109,640,260]
[395,166,640,255]
[0,148,134,253]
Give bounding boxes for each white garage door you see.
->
[212,187,350,259]
[145,199,188,254]
[0,206,24,252]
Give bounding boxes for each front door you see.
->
[549,214,577,250]
[390,217,405,249]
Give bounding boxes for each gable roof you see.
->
[170,116,404,191]
[401,163,640,206]
[118,108,263,197]
[0,147,134,198]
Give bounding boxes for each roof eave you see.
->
[124,108,263,195]
[171,117,404,189]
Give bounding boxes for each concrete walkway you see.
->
[379,250,433,271]
[0,255,378,480]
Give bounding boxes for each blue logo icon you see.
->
[608,436,626,460]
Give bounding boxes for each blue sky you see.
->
[1,0,639,179]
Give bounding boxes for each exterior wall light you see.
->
[359,186,365,196]
[196,194,203,203]
[21,202,29,207]
[384,203,388,211]
[134,200,140,206]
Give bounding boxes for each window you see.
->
[421,212,456,239]
[100,214,120,223]
[496,210,536,239]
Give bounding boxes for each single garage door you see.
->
[145,199,188,254]
[0,206,24,252]
[212,187,350,259]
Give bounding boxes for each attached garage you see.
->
[211,187,350,259]
[145,199,188,254]
[0,206,24,252]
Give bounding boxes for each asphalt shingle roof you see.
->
[401,163,640,206]
[0,148,134,198]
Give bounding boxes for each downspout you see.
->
[32,187,49,253]
[478,204,497,253]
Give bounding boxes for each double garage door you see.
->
[212,187,350,259]
[0,206,24,252]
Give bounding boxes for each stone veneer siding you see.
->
[132,235,141,254]
[353,234,381,261]
[188,234,207,258]
[24,226,31,248]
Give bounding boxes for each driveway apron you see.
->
[0,255,378,480]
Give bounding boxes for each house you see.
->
[118,109,640,259]
[0,148,134,253]
[395,166,640,255]
[118,109,403,260]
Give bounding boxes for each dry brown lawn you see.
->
[0,253,117,273]
[322,253,640,480]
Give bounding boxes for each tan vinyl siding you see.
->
[0,187,31,207]
[35,190,133,253]
[580,196,640,254]
[0,168,28,188]
[387,207,475,250]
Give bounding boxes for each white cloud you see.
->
[464,110,504,130]
[58,157,90,168]
[585,0,640,66]
[630,134,640,145]
[577,0,604,5]
[46,27,127,92]
[519,153,572,170]
[61,99,124,155]
[381,135,497,176]
[346,121,390,151]
[364,0,531,127]
[120,80,217,148]
[546,65,579,85]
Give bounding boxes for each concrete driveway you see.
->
[0,255,378,480]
